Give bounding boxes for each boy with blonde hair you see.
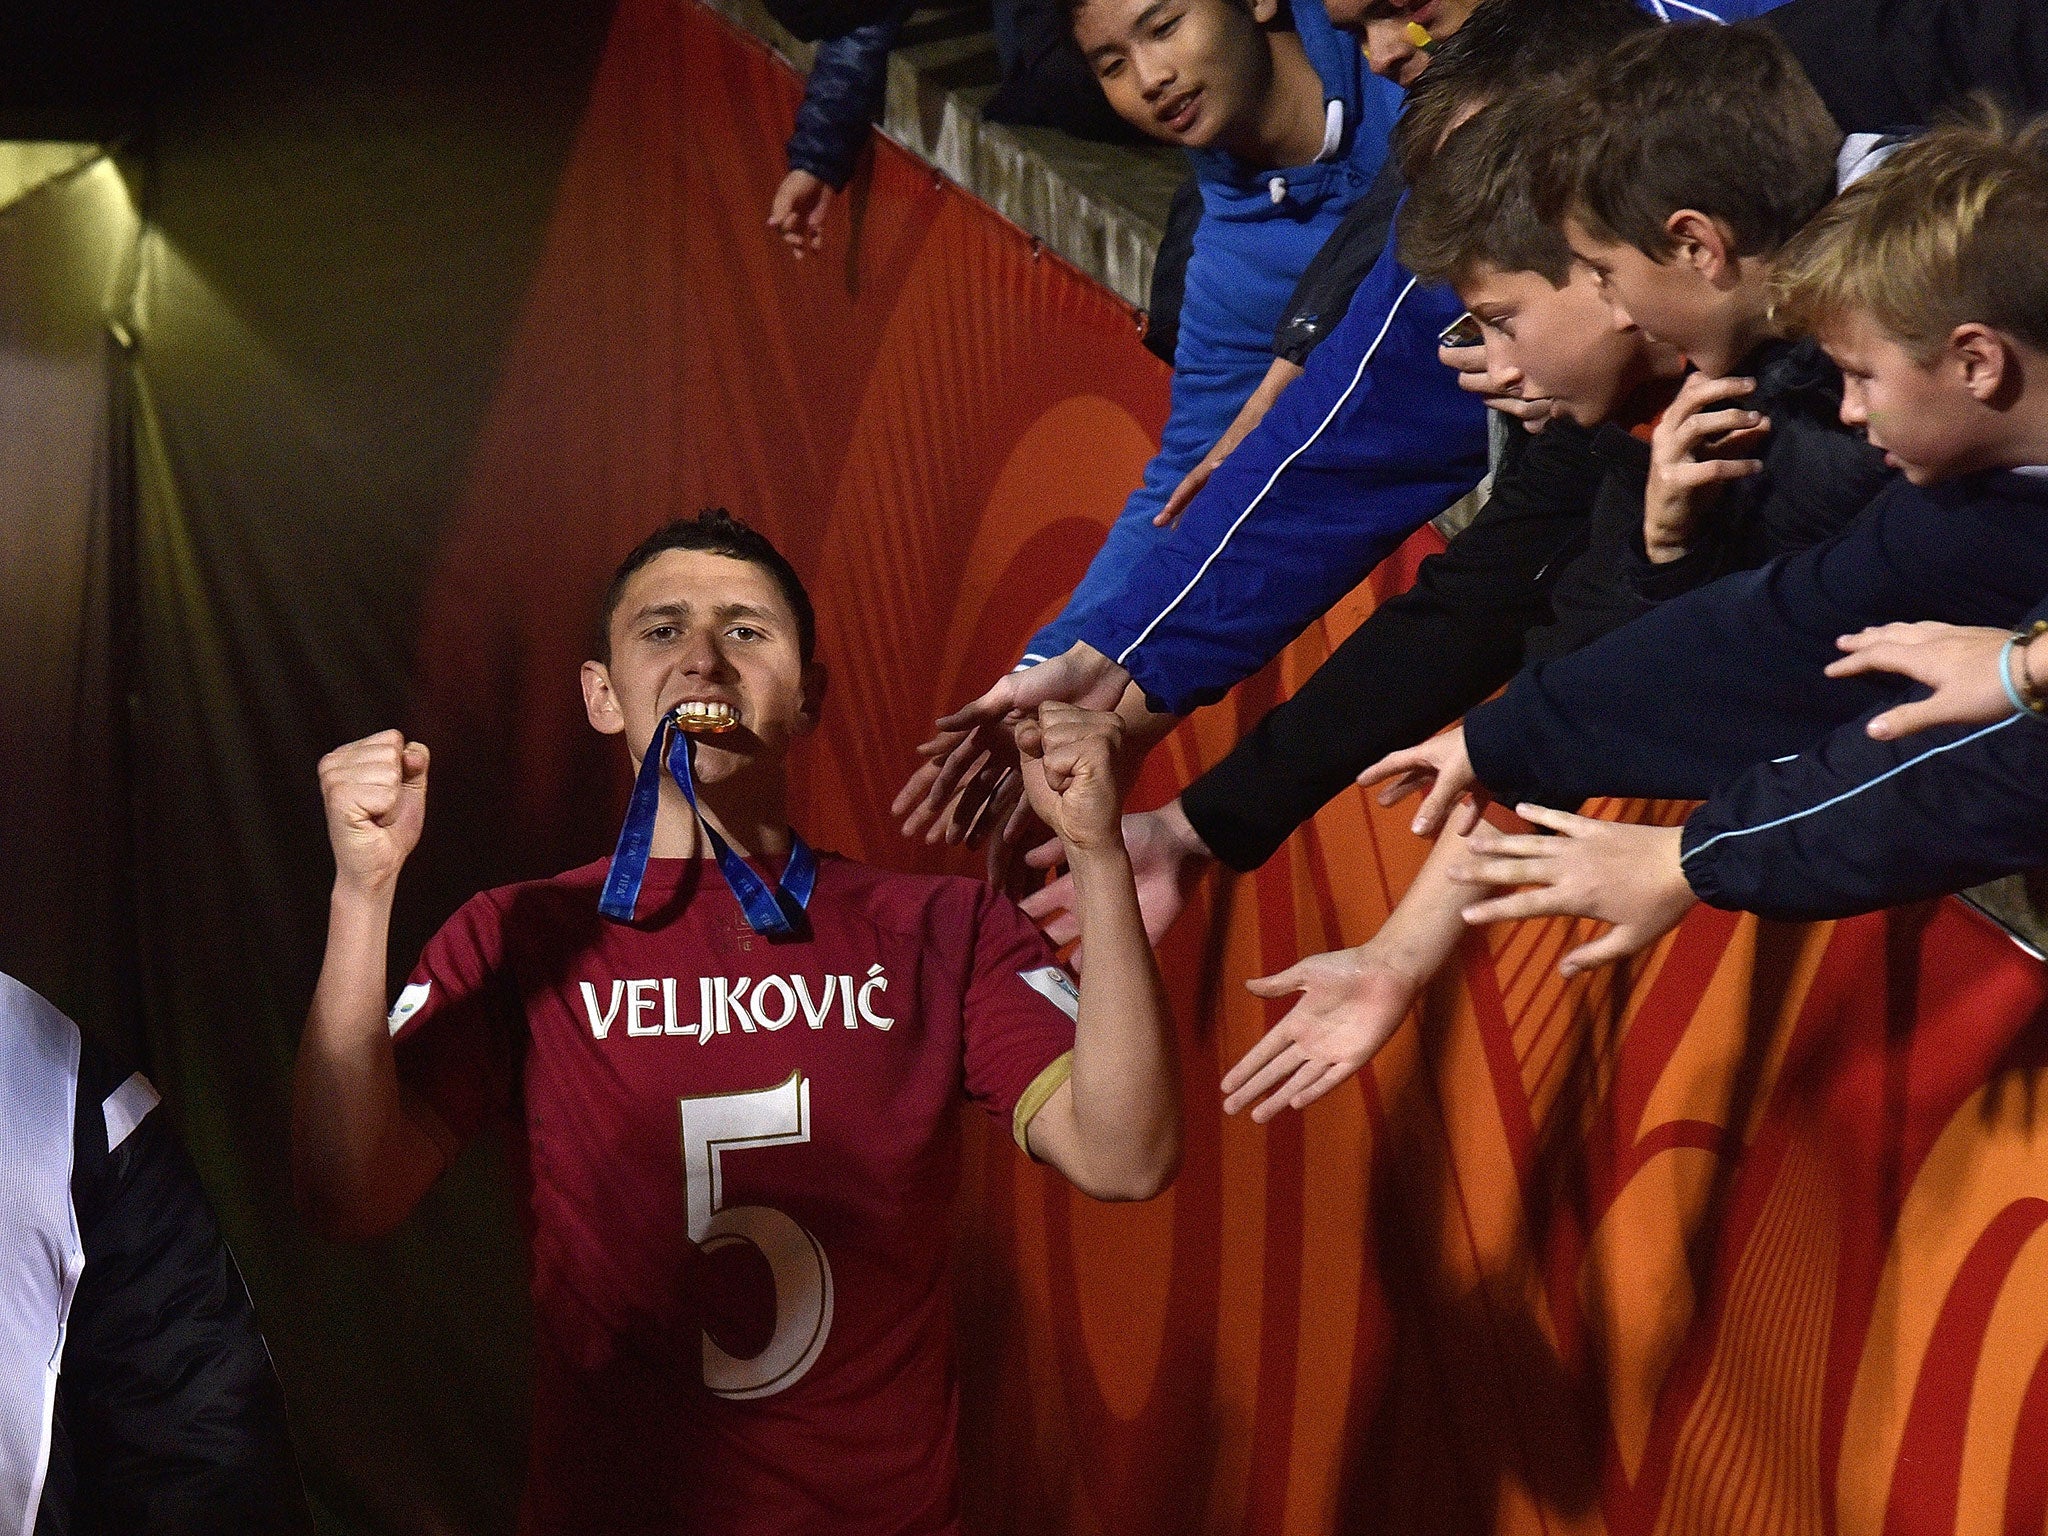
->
[1406,114,2048,963]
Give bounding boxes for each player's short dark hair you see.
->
[1531,22,1841,260]
[598,509,817,665]
[1389,0,1655,186]
[1398,81,1575,289]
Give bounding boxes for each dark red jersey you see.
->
[389,852,1077,1536]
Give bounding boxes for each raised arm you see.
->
[292,730,451,1241]
[1014,704,1181,1201]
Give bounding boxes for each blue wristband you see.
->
[2000,634,2029,716]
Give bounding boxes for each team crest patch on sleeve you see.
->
[1018,965,1080,1020]
[387,980,433,1036]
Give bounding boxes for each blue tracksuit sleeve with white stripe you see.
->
[1679,607,2048,920]
[1072,237,1487,716]
[1020,0,1405,667]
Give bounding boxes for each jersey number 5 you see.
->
[679,1069,836,1400]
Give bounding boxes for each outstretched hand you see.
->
[1355,725,1482,839]
[1826,621,2026,739]
[1221,945,1423,1121]
[934,645,1133,735]
[892,719,1027,847]
[1019,800,1211,962]
[1448,803,1693,976]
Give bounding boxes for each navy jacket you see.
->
[785,0,912,189]
[1464,470,2048,808]
[1680,628,2048,921]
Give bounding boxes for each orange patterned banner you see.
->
[408,3,2048,1530]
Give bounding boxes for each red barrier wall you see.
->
[405,4,2048,1532]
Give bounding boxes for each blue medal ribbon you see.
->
[598,709,817,933]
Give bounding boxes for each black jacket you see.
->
[1465,470,2048,809]
[33,1028,309,1536]
[1181,419,1594,870]
[1679,596,2048,921]
[1765,0,2048,136]
[1531,340,1890,663]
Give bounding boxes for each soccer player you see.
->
[292,510,1179,1535]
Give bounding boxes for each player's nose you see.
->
[676,625,733,677]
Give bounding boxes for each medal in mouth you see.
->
[674,701,738,734]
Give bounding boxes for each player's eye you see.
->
[727,625,764,642]
[1097,55,1125,79]
[1153,14,1180,37]
[645,624,679,643]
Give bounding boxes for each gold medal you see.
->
[674,701,738,734]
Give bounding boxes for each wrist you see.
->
[331,869,401,910]
[1998,622,2048,720]
[2013,622,2048,714]
[1062,842,1135,885]
[1644,529,1689,565]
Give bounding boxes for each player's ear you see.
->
[796,660,828,735]
[582,660,626,736]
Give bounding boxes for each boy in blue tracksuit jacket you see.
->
[1020,0,1403,666]
[951,0,1799,732]
[1442,118,2048,965]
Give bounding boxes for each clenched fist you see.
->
[319,729,430,892]
[1015,704,1128,856]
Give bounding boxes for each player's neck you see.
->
[650,774,795,861]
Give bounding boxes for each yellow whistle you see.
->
[1405,19,1436,50]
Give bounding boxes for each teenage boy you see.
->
[1017,0,1401,669]
[1209,66,1870,1120]
[1358,19,1894,841]
[293,512,1179,1535]
[898,0,1639,852]
[893,0,1404,850]
[1433,119,2048,960]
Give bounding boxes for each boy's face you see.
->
[1458,261,1685,428]
[1821,309,1993,486]
[1074,0,1274,152]
[1564,216,1749,379]
[582,549,822,790]
[1341,0,1481,83]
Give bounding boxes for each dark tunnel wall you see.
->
[124,1,619,1527]
[0,157,135,1048]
